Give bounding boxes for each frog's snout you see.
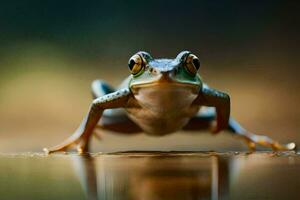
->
[159,70,176,83]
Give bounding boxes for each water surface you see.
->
[0,151,299,200]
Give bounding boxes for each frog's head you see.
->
[128,51,203,94]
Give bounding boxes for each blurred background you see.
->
[0,1,299,152]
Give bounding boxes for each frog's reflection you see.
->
[72,155,98,200]
[72,153,230,200]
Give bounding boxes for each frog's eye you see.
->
[184,54,200,76]
[128,54,145,75]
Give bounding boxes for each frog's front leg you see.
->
[44,88,131,154]
[193,87,231,133]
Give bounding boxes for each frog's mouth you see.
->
[130,72,201,94]
[131,82,199,93]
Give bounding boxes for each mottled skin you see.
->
[44,51,296,153]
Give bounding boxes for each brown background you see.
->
[0,1,299,152]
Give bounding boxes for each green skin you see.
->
[44,51,296,153]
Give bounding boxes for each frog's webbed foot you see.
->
[240,132,297,151]
[43,131,91,154]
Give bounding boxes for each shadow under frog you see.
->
[71,153,231,200]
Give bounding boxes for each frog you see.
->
[44,51,296,153]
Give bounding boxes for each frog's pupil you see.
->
[193,58,200,70]
[128,59,136,70]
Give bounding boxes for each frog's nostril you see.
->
[150,67,159,74]
[160,71,174,82]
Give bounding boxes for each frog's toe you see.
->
[244,139,256,152]
[255,136,297,151]
[43,147,61,154]
[240,133,296,152]
[285,142,297,151]
[43,139,78,154]
[44,136,91,154]
[43,148,50,154]
[43,145,69,154]
[270,141,297,151]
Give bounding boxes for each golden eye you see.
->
[184,54,200,76]
[128,54,144,75]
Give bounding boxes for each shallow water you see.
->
[0,151,299,200]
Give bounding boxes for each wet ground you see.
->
[0,151,299,200]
